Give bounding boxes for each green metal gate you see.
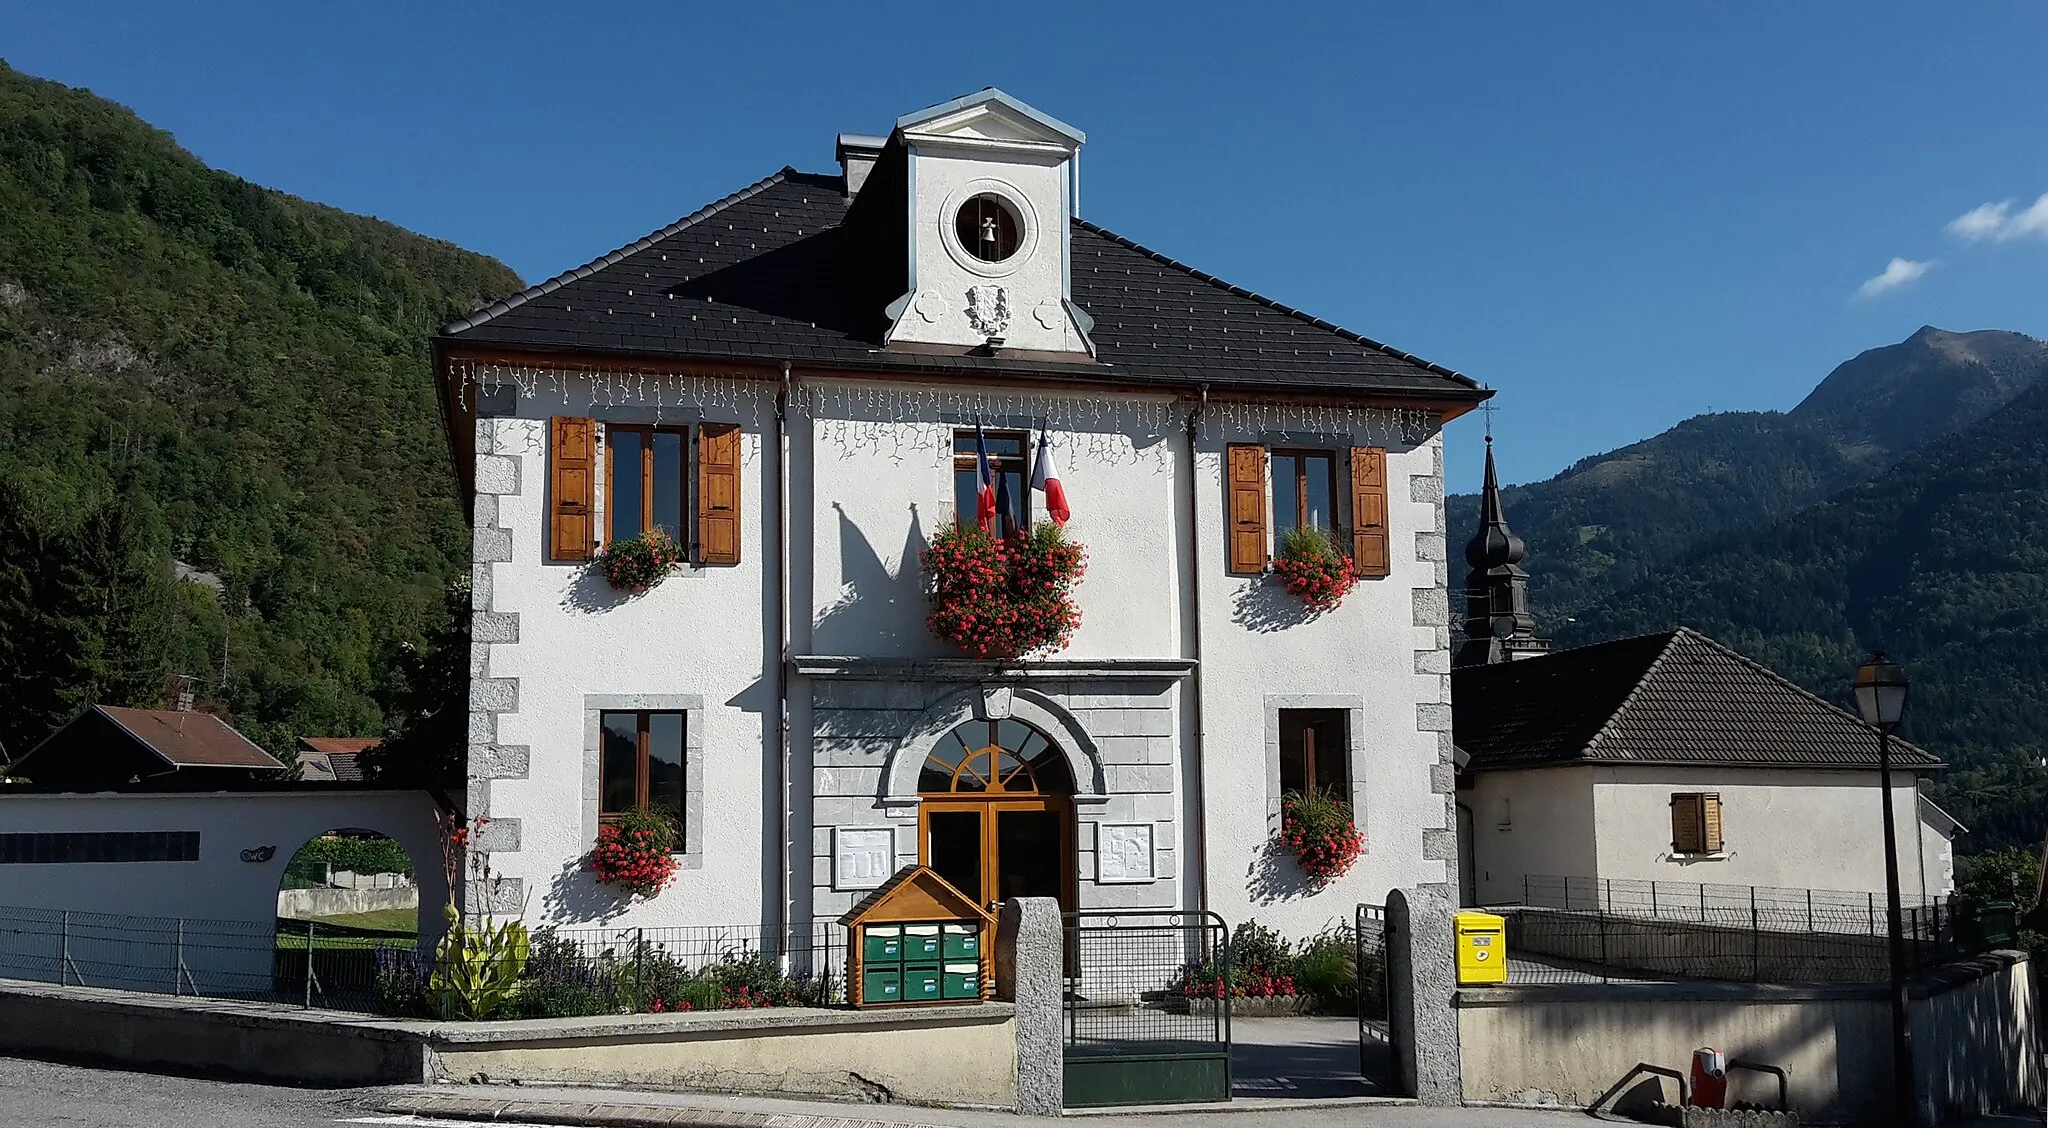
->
[1063,910,1231,1108]
[1355,902,1398,1091]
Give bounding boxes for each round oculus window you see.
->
[955,194,1023,263]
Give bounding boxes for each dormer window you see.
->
[955,194,1021,263]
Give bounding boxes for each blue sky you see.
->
[7,2,2047,493]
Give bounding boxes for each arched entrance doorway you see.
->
[917,718,1075,912]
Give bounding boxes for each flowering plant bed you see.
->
[922,521,1087,659]
[1271,526,1358,613]
[598,528,686,593]
[1281,790,1364,884]
[588,807,680,896]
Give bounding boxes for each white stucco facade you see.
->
[1464,764,1957,907]
[462,368,1458,940]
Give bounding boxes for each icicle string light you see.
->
[455,361,1440,469]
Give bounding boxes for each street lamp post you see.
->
[1853,652,1914,1126]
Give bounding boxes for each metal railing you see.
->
[1063,910,1231,1050]
[1498,901,1963,985]
[0,904,844,1017]
[1514,874,1946,936]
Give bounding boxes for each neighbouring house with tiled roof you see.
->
[1448,442,1961,907]
[295,737,378,783]
[437,89,1489,935]
[9,705,288,790]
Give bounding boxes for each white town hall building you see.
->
[438,90,1489,939]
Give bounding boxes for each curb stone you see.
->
[377,1092,960,1128]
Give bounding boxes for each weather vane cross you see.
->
[1480,391,1496,441]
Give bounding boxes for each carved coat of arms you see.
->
[965,285,1011,337]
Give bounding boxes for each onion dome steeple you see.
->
[1455,436,1548,667]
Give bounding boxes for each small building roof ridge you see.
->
[1071,216,1480,388]
[441,168,799,337]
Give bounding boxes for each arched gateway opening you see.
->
[917,719,1075,912]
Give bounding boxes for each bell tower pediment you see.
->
[872,89,1093,357]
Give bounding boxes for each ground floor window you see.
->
[599,710,686,834]
[1278,708,1350,798]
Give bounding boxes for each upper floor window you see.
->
[1279,708,1350,799]
[1669,792,1724,855]
[547,417,742,566]
[607,425,688,545]
[953,430,1030,533]
[1226,444,1389,578]
[600,710,686,837]
[1271,450,1339,536]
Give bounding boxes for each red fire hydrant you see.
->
[1688,1047,1728,1109]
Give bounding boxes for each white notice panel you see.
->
[833,827,896,891]
[1096,824,1155,884]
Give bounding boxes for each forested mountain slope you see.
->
[0,61,520,760]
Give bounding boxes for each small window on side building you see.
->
[1670,792,1724,855]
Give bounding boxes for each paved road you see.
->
[0,1055,1593,1128]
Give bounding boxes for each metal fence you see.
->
[1500,902,1962,985]
[1061,910,1233,1108]
[0,904,845,1017]
[1513,874,1946,936]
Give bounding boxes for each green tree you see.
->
[365,577,470,787]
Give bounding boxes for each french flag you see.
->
[974,423,997,532]
[1032,430,1071,526]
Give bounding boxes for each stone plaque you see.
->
[833,827,896,891]
[1096,824,1155,884]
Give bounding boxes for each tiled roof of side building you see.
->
[96,706,287,770]
[440,170,1484,400]
[1453,628,1941,772]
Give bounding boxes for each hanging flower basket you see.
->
[1280,790,1363,884]
[598,528,686,593]
[922,522,1087,660]
[1271,526,1358,613]
[589,807,680,896]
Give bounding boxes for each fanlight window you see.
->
[919,719,1073,795]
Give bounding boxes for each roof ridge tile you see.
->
[1576,630,1684,761]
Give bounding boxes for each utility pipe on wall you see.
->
[774,361,793,959]
[1181,384,1211,912]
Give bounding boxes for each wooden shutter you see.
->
[549,416,597,561]
[1670,793,1705,855]
[697,422,742,566]
[1350,446,1390,579]
[1226,443,1268,574]
[1701,793,1724,854]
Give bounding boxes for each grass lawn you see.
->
[313,908,421,935]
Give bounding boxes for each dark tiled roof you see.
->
[442,170,1482,400]
[1453,628,1941,772]
[96,706,286,770]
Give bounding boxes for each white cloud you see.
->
[1945,192,2048,243]
[1855,257,1935,300]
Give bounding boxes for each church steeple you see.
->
[1455,436,1548,667]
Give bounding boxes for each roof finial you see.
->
[1480,390,1495,443]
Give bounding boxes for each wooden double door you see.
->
[915,718,1077,913]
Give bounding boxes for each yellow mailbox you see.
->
[1454,910,1508,985]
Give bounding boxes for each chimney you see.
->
[173,674,195,713]
[836,133,885,198]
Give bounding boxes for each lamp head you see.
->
[1853,651,1909,729]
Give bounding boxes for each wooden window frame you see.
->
[1670,792,1724,855]
[1278,708,1351,799]
[951,428,1033,529]
[598,710,687,841]
[603,423,692,548]
[1270,448,1343,537]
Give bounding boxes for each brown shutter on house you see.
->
[1350,446,1390,578]
[697,422,742,566]
[1226,443,1268,575]
[1701,793,1724,854]
[549,416,597,561]
[1670,793,1705,855]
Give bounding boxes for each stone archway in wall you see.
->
[880,686,1105,913]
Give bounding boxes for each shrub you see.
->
[509,929,622,1019]
[1294,930,1358,1011]
[1271,525,1357,613]
[1231,921,1295,977]
[597,527,685,593]
[372,943,432,1018]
